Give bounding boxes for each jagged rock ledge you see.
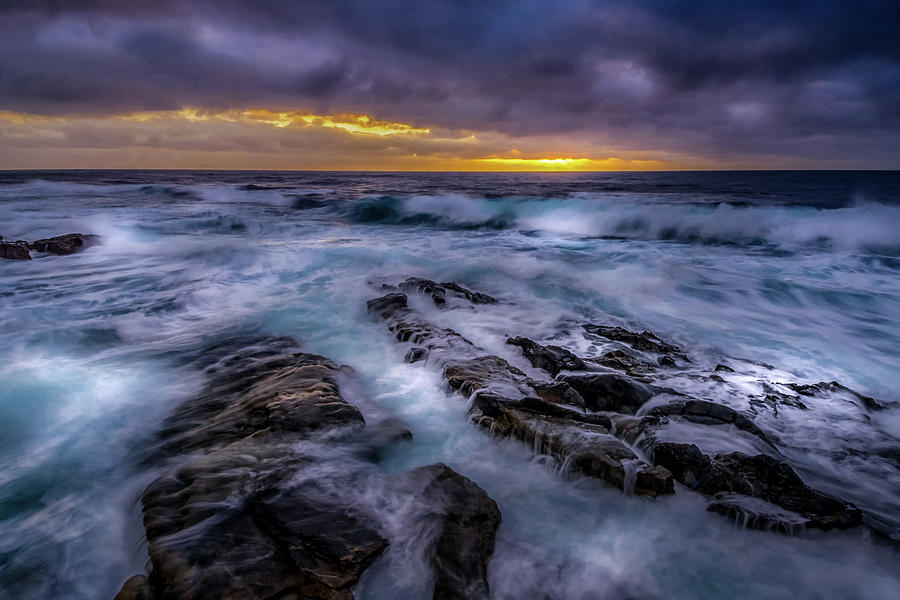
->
[368,278,878,537]
[115,337,501,600]
[367,286,674,498]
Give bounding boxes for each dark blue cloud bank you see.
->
[1,0,899,166]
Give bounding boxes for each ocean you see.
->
[1,170,898,599]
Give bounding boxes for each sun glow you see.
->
[472,157,665,171]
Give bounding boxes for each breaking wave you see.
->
[344,194,900,255]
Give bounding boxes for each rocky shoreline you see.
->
[113,277,894,599]
[367,277,885,537]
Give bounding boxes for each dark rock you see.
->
[649,400,774,445]
[156,346,365,455]
[583,324,682,355]
[114,575,154,600]
[400,277,447,305]
[634,464,676,497]
[142,454,388,600]
[751,392,808,415]
[529,380,586,408]
[652,442,862,531]
[405,347,427,363]
[443,355,530,398]
[439,281,499,305]
[707,492,809,534]
[397,277,499,306]
[368,293,670,497]
[559,373,655,414]
[596,349,650,373]
[784,381,883,411]
[406,464,501,600]
[474,393,670,495]
[658,355,677,367]
[138,338,388,600]
[507,336,587,376]
[367,292,408,318]
[609,414,661,446]
[478,393,612,429]
[0,241,31,260]
[714,364,735,373]
[652,442,712,488]
[30,233,98,255]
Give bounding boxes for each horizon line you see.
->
[2,167,898,174]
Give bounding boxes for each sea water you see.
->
[1,170,898,599]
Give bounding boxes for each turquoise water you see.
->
[1,171,898,599]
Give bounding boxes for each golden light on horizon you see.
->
[470,157,667,171]
[0,107,685,171]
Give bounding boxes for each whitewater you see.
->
[0,170,898,599]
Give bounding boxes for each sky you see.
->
[1,1,898,171]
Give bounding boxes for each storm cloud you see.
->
[1,0,899,167]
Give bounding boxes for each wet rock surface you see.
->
[783,380,883,411]
[367,278,888,537]
[0,232,98,259]
[405,464,502,600]
[367,286,673,497]
[649,399,776,445]
[30,233,99,255]
[583,324,684,357]
[0,240,31,260]
[119,337,502,600]
[506,336,587,376]
[653,443,862,531]
[395,277,500,307]
[560,373,655,414]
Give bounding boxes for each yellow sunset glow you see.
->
[472,157,667,171]
[0,107,688,171]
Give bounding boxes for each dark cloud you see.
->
[1,0,899,166]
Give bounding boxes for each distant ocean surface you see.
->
[1,170,899,599]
